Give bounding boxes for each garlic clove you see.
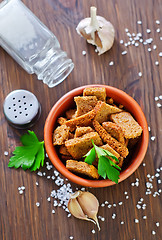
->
[77,191,100,231]
[68,197,89,221]
[68,191,100,230]
[76,6,115,55]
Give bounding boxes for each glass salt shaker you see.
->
[0,0,74,88]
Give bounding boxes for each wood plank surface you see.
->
[0,0,161,240]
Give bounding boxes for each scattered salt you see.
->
[122,50,127,55]
[82,50,86,56]
[91,229,95,234]
[4,151,8,156]
[36,202,40,207]
[109,61,114,66]
[138,72,142,77]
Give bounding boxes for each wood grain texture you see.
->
[0,0,161,240]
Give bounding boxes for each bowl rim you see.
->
[44,84,149,187]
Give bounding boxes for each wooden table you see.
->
[0,0,161,239]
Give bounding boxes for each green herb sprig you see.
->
[8,130,45,171]
[84,141,121,184]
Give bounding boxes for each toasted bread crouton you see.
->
[101,144,120,159]
[83,87,106,102]
[110,112,142,139]
[102,122,125,145]
[93,120,129,158]
[106,97,114,105]
[101,144,124,168]
[65,132,102,159]
[57,117,67,125]
[118,157,124,168]
[66,160,99,179]
[94,101,122,123]
[66,109,96,131]
[53,125,70,146]
[69,132,74,139]
[61,155,72,161]
[75,126,94,138]
[66,109,76,119]
[59,145,71,156]
[74,96,98,117]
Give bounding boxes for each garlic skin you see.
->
[76,6,115,55]
[68,190,100,230]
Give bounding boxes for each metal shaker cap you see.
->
[3,90,41,129]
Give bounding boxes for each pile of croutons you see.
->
[53,87,142,179]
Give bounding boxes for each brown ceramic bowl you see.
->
[44,85,149,187]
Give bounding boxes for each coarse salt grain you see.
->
[69,236,74,239]
[108,204,112,208]
[137,20,142,24]
[138,72,142,77]
[156,28,160,33]
[159,52,162,57]
[121,221,124,224]
[125,28,129,32]
[101,203,105,207]
[120,40,124,44]
[156,20,160,24]
[47,197,51,202]
[148,48,151,52]
[157,103,162,107]
[52,209,55,214]
[155,96,159,101]
[152,231,156,235]
[143,216,147,219]
[156,222,159,227]
[37,171,43,177]
[109,61,114,66]
[92,229,95,234]
[134,219,139,223]
[36,182,39,186]
[155,61,159,66]
[124,43,128,47]
[101,217,105,221]
[36,202,40,207]
[119,202,123,205]
[124,191,128,195]
[82,50,86,56]
[4,151,8,156]
[19,190,23,194]
[126,196,129,199]
[151,136,155,141]
[113,203,116,207]
[143,163,146,166]
[146,29,151,33]
[135,42,139,47]
[122,50,127,55]
[158,179,161,184]
[153,45,157,50]
[21,186,25,190]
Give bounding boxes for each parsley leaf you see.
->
[8,130,45,171]
[84,147,96,165]
[98,156,120,184]
[84,141,121,184]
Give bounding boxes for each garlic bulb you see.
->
[76,6,115,55]
[68,190,100,230]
